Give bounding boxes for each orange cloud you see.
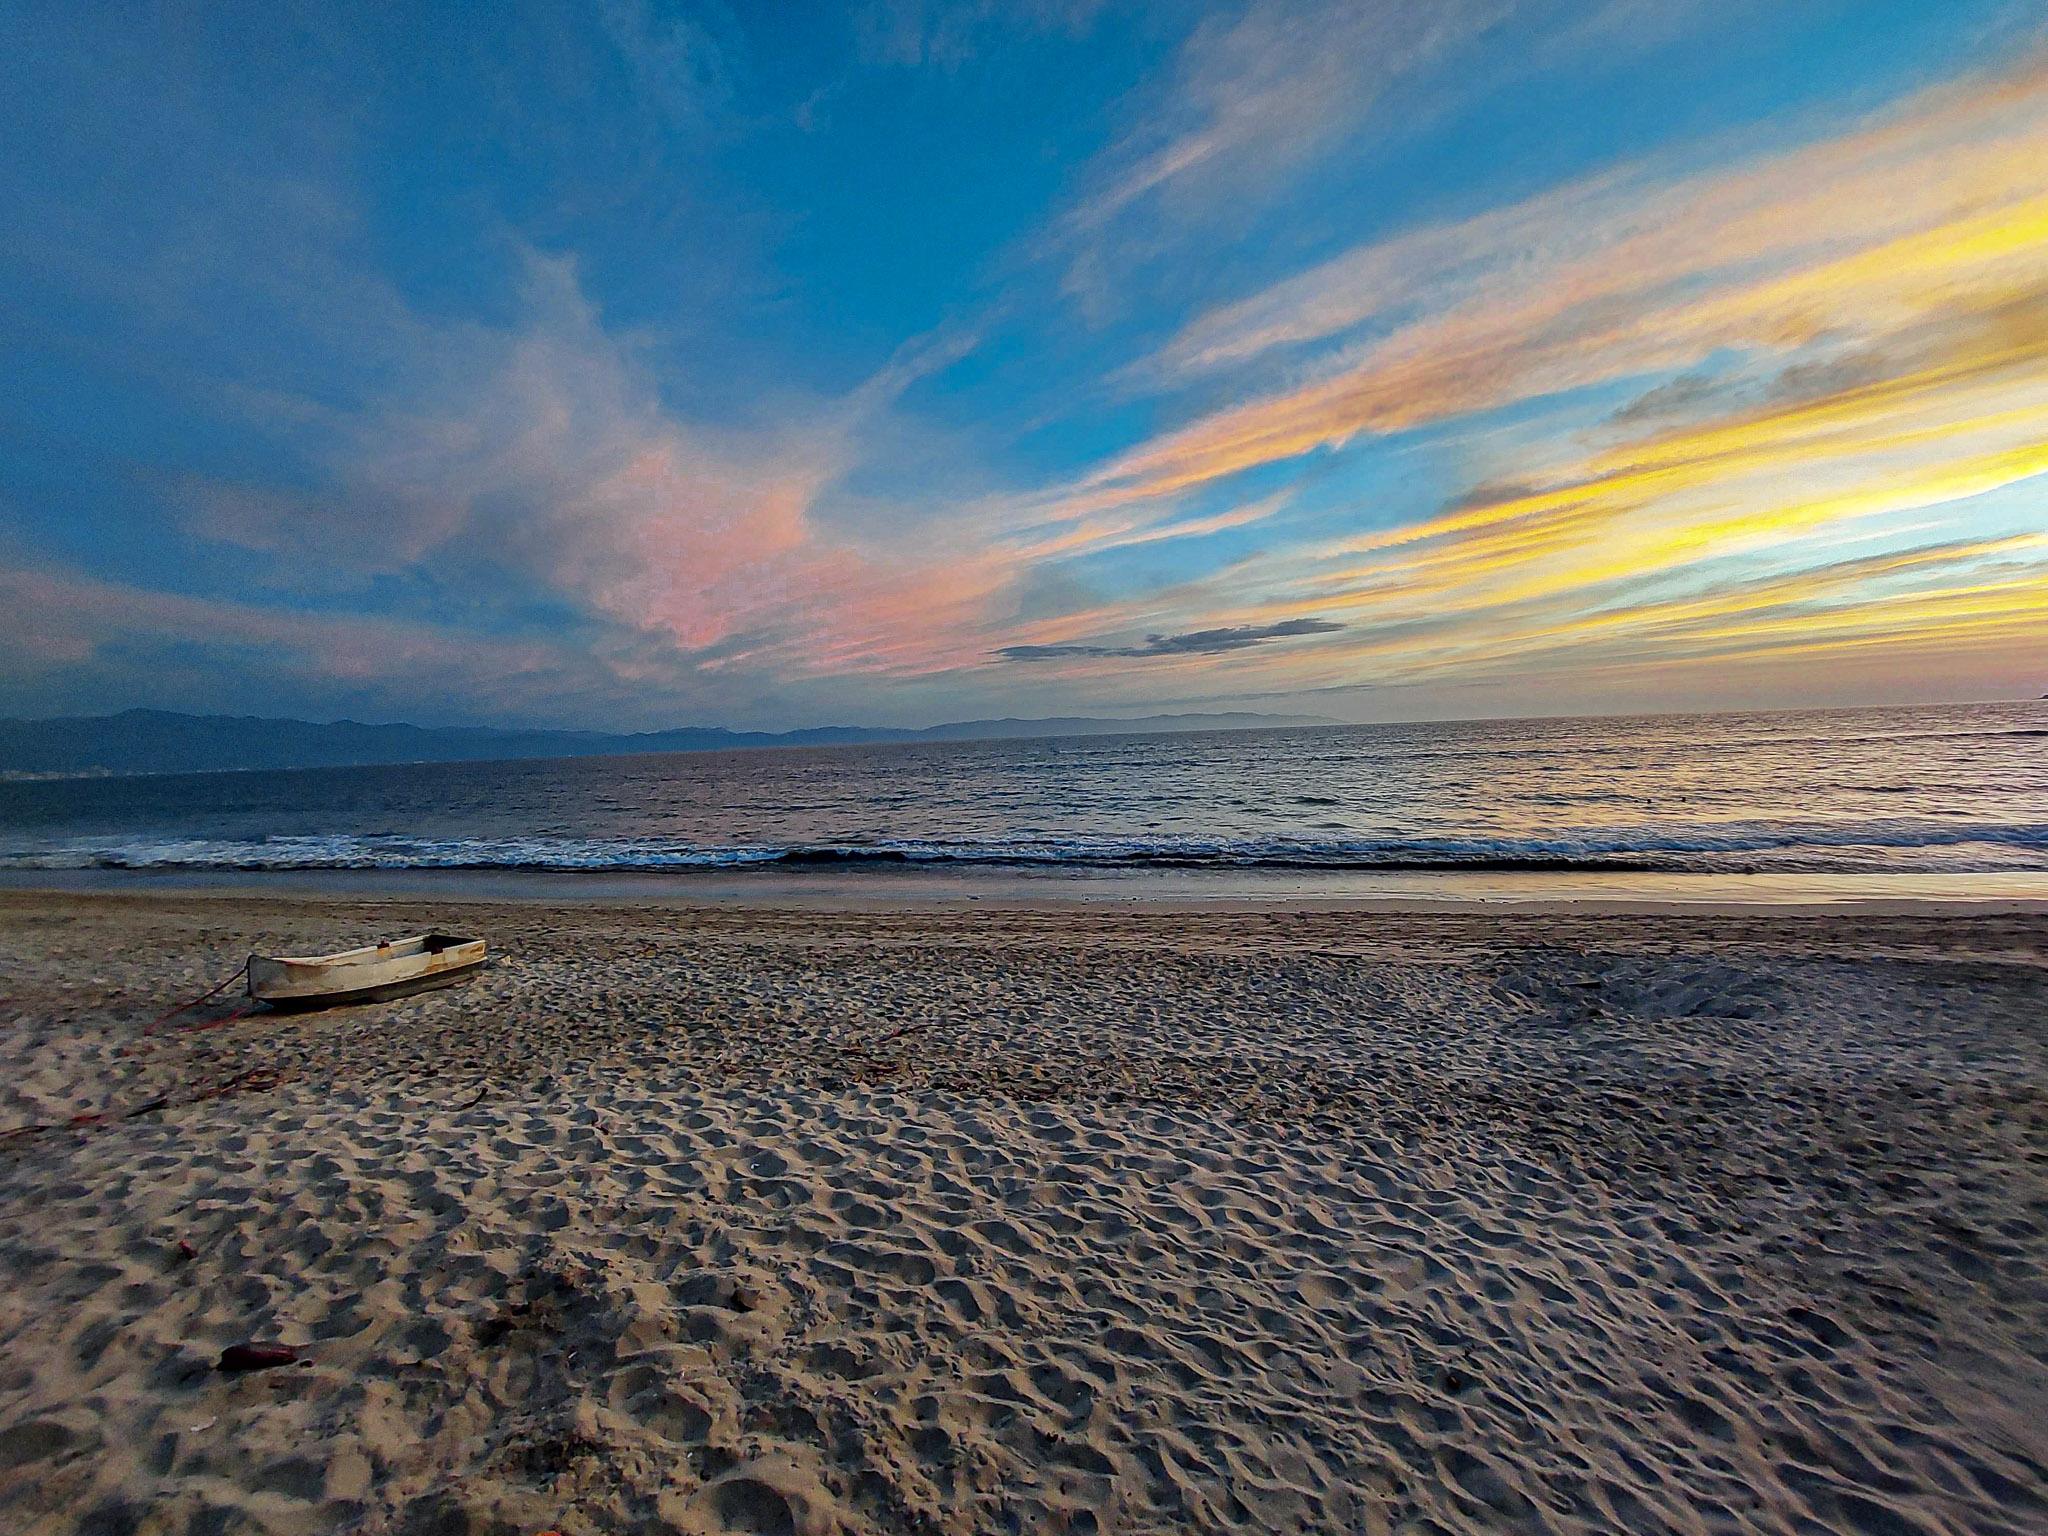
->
[1085,57,2048,510]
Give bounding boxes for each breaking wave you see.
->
[6,821,2047,875]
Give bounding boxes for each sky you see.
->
[2,1,2045,732]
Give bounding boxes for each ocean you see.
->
[1,702,2044,884]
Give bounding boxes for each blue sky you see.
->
[2,1,2044,729]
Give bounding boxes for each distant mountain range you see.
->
[0,707,1331,779]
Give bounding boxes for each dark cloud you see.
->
[1608,370,1723,424]
[997,617,1344,662]
[1765,349,1894,404]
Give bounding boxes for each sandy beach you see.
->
[0,889,2043,1535]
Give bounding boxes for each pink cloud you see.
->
[174,252,1023,685]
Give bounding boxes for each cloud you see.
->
[1608,371,1723,425]
[1044,0,1510,311]
[1033,254,2048,705]
[1315,295,2048,580]
[0,560,636,726]
[996,617,1343,662]
[1219,367,2048,663]
[1060,3,1465,227]
[174,251,1025,688]
[1153,57,2048,380]
[595,0,732,127]
[854,1,1106,70]
[1191,421,2048,694]
[1160,523,2048,707]
[1041,1,1759,317]
[1087,56,2048,507]
[177,253,821,632]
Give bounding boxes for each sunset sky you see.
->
[3,1,2045,730]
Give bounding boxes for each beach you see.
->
[0,888,2043,1535]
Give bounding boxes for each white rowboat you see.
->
[246,934,486,1009]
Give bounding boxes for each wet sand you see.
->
[0,890,2043,1535]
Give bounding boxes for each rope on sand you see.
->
[115,964,258,1060]
[141,962,251,1037]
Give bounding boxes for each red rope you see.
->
[181,1001,257,1035]
[141,964,249,1038]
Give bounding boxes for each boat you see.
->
[246,934,486,1009]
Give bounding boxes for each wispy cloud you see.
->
[1166,336,2048,685]
[1039,0,1767,321]
[986,229,2048,697]
[935,54,2046,707]
[1045,0,1512,313]
[1093,57,2048,506]
[595,0,733,128]
[178,252,1017,688]
[1061,2,1487,229]
[0,560,628,725]
[855,0,1107,70]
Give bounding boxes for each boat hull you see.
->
[247,935,487,1009]
[253,959,485,1010]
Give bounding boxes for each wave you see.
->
[6,822,2048,875]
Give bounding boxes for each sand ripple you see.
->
[0,895,2043,1535]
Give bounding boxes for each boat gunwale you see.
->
[251,933,482,973]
